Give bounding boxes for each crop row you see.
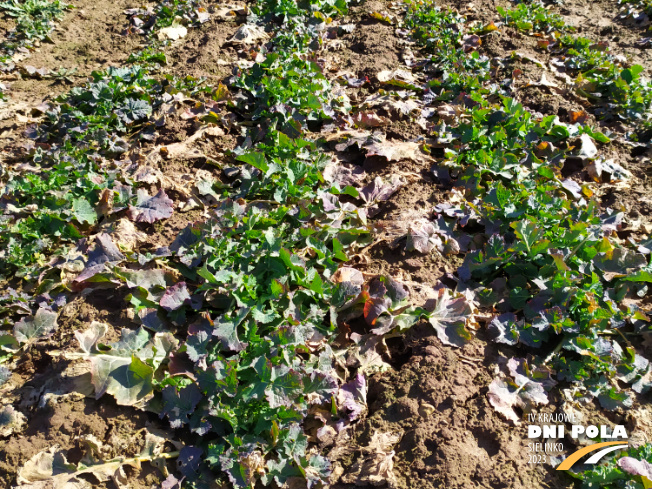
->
[403,0,652,485]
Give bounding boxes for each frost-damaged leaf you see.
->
[17,445,80,487]
[127,189,174,224]
[0,366,10,386]
[359,175,404,205]
[332,267,364,286]
[593,248,647,281]
[340,431,401,487]
[17,430,179,488]
[72,322,177,406]
[487,379,524,425]
[322,161,364,187]
[560,179,583,200]
[377,69,420,90]
[576,133,598,159]
[406,220,440,254]
[14,307,57,345]
[618,457,652,479]
[351,111,388,128]
[0,405,27,437]
[587,158,633,183]
[487,358,552,425]
[160,282,191,311]
[105,218,147,251]
[362,93,422,116]
[158,21,188,41]
[426,288,474,347]
[365,140,431,164]
[228,24,268,44]
[370,10,397,24]
[75,233,126,283]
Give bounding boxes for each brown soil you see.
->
[24,0,141,73]
[164,15,241,83]
[330,326,575,489]
[563,0,652,71]
[335,0,404,79]
[2,0,142,112]
[0,380,166,489]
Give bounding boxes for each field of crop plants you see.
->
[2,0,652,487]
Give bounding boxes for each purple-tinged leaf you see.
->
[160,384,202,428]
[487,359,551,425]
[161,474,184,489]
[186,319,212,368]
[127,188,174,224]
[75,233,125,282]
[323,161,364,187]
[265,367,303,409]
[597,387,633,411]
[116,267,167,291]
[212,308,249,352]
[487,313,519,346]
[160,282,191,311]
[359,175,404,205]
[618,457,652,478]
[338,374,367,422]
[137,308,168,332]
[304,371,339,404]
[427,288,474,347]
[487,378,523,425]
[382,276,408,303]
[406,220,440,254]
[363,294,391,326]
[177,446,203,481]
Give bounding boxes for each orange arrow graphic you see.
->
[557,441,628,471]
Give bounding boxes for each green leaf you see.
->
[236,152,268,173]
[71,197,98,225]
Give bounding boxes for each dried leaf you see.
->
[487,358,551,425]
[228,24,268,44]
[0,405,27,436]
[340,431,401,487]
[158,21,188,41]
[586,158,632,182]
